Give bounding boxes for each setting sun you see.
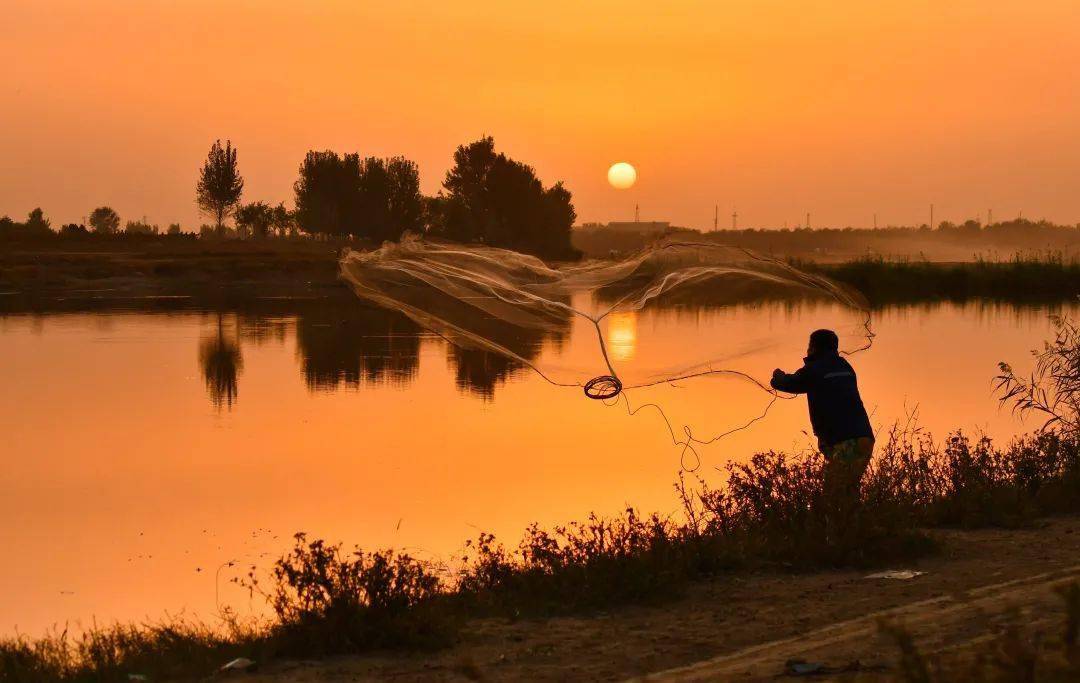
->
[4,1,1080,676]
[607,162,637,190]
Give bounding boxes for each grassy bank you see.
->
[4,429,1079,681]
[811,255,1080,304]
[6,239,1080,311]
[0,238,349,308]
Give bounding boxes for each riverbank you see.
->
[807,256,1080,305]
[4,429,1079,681]
[6,239,1080,313]
[249,518,1080,681]
[8,520,1078,681]
[0,239,349,311]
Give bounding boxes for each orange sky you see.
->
[3,0,1079,230]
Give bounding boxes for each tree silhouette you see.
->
[270,202,294,237]
[433,137,578,259]
[235,201,275,239]
[196,139,244,235]
[0,211,53,239]
[438,138,498,243]
[25,208,51,233]
[374,156,423,242]
[356,157,392,240]
[293,151,423,241]
[294,151,358,237]
[124,219,158,235]
[88,206,121,235]
[541,182,576,252]
[59,223,88,236]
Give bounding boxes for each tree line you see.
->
[0,137,579,260]
[574,218,1080,260]
[285,136,577,258]
[0,207,186,239]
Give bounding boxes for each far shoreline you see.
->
[5,236,1080,313]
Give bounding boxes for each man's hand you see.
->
[772,368,785,381]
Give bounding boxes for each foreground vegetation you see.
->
[3,425,1079,681]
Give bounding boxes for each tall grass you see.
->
[811,254,1080,304]
[0,619,255,683]
[3,428,1079,680]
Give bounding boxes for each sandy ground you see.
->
[233,516,1080,681]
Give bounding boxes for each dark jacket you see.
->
[770,351,873,447]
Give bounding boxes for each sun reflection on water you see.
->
[606,311,638,361]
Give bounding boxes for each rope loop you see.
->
[584,375,622,400]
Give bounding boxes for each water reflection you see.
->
[188,298,571,407]
[294,305,421,390]
[605,311,637,361]
[4,294,1080,636]
[198,314,243,410]
[6,296,1072,410]
[177,298,1080,408]
[445,301,571,399]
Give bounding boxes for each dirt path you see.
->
[647,563,1080,681]
[249,517,1080,682]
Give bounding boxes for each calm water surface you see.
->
[0,299,1070,634]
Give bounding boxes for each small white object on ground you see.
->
[863,569,925,580]
[220,657,256,672]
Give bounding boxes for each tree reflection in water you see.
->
[294,304,420,390]
[198,314,243,410]
[193,298,569,408]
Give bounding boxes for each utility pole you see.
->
[988,208,993,225]
[806,212,811,230]
[873,213,877,229]
[634,204,639,223]
[732,209,738,230]
[930,204,934,230]
[713,205,718,231]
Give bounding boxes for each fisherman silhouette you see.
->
[771,329,874,537]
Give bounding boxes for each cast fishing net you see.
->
[339,235,873,468]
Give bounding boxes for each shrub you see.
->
[124,220,159,236]
[246,534,450,655]
[0,619,252,683]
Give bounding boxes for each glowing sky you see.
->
[3,0,1079,229]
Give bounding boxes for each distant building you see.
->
[576,220,671,235]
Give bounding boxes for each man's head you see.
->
[808,329,839,356]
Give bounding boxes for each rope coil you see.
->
[584,375,623,400]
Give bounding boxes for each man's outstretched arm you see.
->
[771,366,810,394]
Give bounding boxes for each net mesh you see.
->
[339,235,873,466]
